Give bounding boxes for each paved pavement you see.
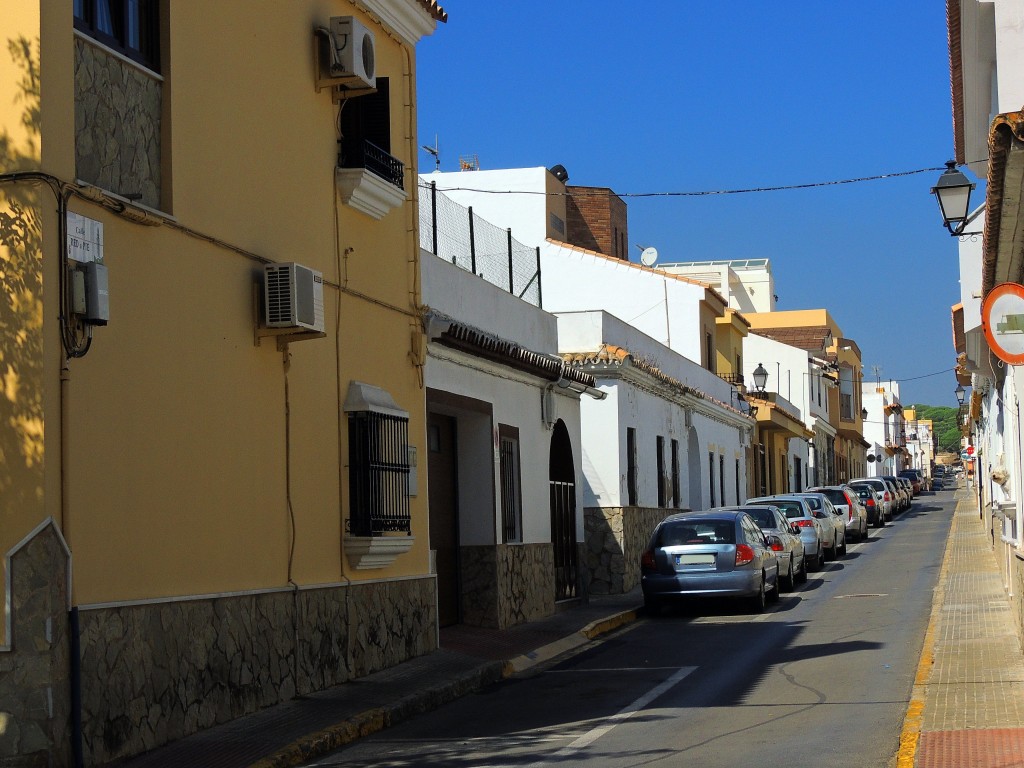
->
[899,485,1024,767]
[117,590,643,768]
[119,485,1024,768]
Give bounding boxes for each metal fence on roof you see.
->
[418,181,542,308]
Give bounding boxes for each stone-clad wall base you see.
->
[459,546,499,628]
[74,38,162,210]
[459,544,557,629]
[496,544,554,628]
[77,577,436,765]
[585,507,667,595]
[0,522,71,768]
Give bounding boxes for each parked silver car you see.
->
[791,491,847,557]
[882,475,909,512]
[850,477,895,522]
[809,485,868,541]
[722,504,807,591]
[641,509,780,613]
[747,495,828,570]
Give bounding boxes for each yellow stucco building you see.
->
[1,2,445,763]
[745,308,868,485]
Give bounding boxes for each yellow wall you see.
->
[3,2,432,609]
[715,309,747,377]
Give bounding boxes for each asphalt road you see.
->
[305,490,956,768]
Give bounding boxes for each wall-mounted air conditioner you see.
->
[322,16,376,90]
[264,262,324,333]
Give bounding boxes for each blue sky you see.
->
[415,1,963,409]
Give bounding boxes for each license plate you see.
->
[676,554,715,565]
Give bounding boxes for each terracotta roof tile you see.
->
[562,345,745,417]
[417,0,447,22]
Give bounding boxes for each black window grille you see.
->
[74,0,161,72]
[347,411,411,536]
[656,436,666,507]
[671,439,680,508]
[499,427,522,543]
[626,428,638,506]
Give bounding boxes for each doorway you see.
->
[427,413,460,626]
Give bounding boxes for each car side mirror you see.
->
[790,524,800,535]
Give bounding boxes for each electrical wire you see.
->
[418,164,955,198]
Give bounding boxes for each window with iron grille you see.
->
[499,425,523,543]
[347,411,411,536]
[671,439,680,508]
[709,451,716,507]
[626,428,638,506]
[656,436,666,507]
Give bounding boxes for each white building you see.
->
[947,1,1024,621]
[861,382,907,477]
[659,258,777,314]
[420,202,602,626]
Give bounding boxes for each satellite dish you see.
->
[640,247,658,266]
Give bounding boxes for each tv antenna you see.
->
[872,365,883,386]
[421,135,440,171]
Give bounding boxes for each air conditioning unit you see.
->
[264,263,324,333]
[326,16,376,89]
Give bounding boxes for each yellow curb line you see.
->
[895,492,965,767]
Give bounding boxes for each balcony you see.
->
[337,140,407,219]
[718,372,745,386]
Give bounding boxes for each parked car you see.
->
[747,495,829,570]
[808,485,869,541]
[895,476,915,505]
[791,491,847,557]
[848,482,885,528]
[850,477,895,522]
[721,504,807,591]
[898,469,924,495]
[640,510,781,613]
[882,475,910,512]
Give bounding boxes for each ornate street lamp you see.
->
[752,363,768,394]
[931,161,978,236]
[955,383,966,405]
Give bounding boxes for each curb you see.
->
[248,607,641,768]
[894,489,965,767]
[503,607,641,675]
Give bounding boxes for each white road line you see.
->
[515,666,696,766]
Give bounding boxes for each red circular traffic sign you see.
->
[982,282,1024,365]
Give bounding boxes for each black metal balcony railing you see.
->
[341,139,404,190]
[719,372,745,386]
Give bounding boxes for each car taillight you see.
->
[735,544,755,566]
[769,538,784,552]
[793,519,814,528]
[865,497,875,507]
[844,493,854,519]
[641,549,657,572]
[884,491,891,501]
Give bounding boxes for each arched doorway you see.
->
[550,420,578,601]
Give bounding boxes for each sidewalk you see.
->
[899,486,1024,768]
[118,589,643,768]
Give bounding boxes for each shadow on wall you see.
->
[0,35,45,622]
[584,506,668,595]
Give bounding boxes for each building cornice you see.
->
[358,0,446,45]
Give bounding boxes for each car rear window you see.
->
[658,520,736,546]
[802,496,822,510]
[744,507,777,529]
[819,489,847,505]
[768,500,804,518]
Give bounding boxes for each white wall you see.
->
[543,241,707,363]
[422,250,557,351]
[558,311,751,510]
[421,167,564,249]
